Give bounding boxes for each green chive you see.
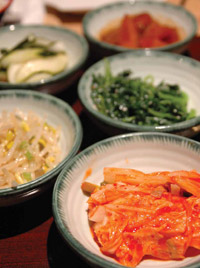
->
[22,172,32,181]
[25,151,33,161]
[19,141,28,150]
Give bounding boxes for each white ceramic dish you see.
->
[53,132,200,268]
[45,0,166,13]
[0,90,82,206]
[78,50,200,137]
[0,24,88,94]
[83,0,197,57]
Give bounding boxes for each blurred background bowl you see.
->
[53,132,200,268]
[0,24,89,94]
[0,0,12,21]
[83,0,197,58]
[78,50,200,137]
[0,89,82,206]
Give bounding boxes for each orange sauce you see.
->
[82,167,92,182]
[99,13,182,49]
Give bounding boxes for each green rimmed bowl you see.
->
[53,132,200,268]
[78,50,200,137]
[0,24,89,94]
[0,90,82,206]
[83,0,197,58]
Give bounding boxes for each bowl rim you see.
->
[0,89,83,197]
[52,131,200,268]
[78,49,200,133]
[0,24,89,88]
[83,0,198,52]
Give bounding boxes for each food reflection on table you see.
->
[99,12,183,49]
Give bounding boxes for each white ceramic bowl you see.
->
[83,0,197,57]
[0,24,88,93]
[0,90,82,206]
[45,0,166,13]
[78,50,200,137]
[53,132,200,268]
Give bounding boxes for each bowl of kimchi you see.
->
[53,132,200,268]
[83,0,197,58]
[0,90,82,206]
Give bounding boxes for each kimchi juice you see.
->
[98,13,186,49]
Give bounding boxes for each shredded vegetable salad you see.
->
[82,167,200,267]
[0,109,61,189]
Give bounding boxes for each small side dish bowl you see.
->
[78,50,200,137]
[83,0,197,57]
[0,90,82,206]
[53,132,200,268]
[0,24,88,94]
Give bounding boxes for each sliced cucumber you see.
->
[48,41,66,53]
[32,36,56,49]
[0,34,68,84]
[7,35,53,51]
[25,72,52,83]
[9,53,68,83]
[0,48,44,68]
[8,64,54,83]
[12,35,62,51]
[10,34,36,50]
[7,63,22,83]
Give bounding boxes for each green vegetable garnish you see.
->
[25,151,34,161]
[22,172,32,181]
[19,141,28,150]
[90,60,196,126]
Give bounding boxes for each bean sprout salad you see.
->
[0,109,61,189]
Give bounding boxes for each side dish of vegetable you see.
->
[99,13,181,49]
[0,34,68,83]
[82,167,200,267]
[91,60,196,126]
[0,109,61,189]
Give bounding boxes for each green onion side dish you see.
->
[91,60,196,126]
[0,34,68,83]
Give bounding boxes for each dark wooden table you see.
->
[0,22,200,268]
